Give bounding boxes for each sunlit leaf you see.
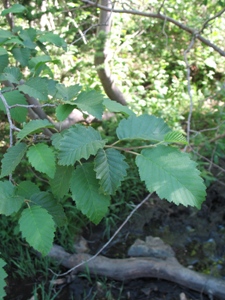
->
[27,143,56,178]
[136,145,206,208]
[117,114,171,142]
[58,125,105,166]
[163,131,187,145]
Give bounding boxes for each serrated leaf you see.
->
[94,149,128,195]
[17,181,40,199]
[116,114,171,142]
[70,163,110,224]
[0,47,9,73]
[19,206,55,256]
[11,47,30,67]
[0,181,24,215]
[18,77,49,101]
[17,119,54,141]
[55,83,82,101]
[51,132,64,150]
[1,4,26,16]
[50,165,73,199]
[136,145,206,208]
[27,143,56,178]
[164,131,187,145]
[38,32,67,50]
[75,90,105,120]
[0,66,22,84]
[0,258,7,299]
[103,98,135,116]
[1,143,27,178]
[58,125,105,166]
[0,90,28,123]
[56,104,74,121]
[30,192,67,227]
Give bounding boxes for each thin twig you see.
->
[190,146,225,174]
[52,193,152,277]
[200,7,225,33]
[9,104,56,108]
[0,92,20,147]
[183,35,196,150]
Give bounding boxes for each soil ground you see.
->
[5,182,225,300]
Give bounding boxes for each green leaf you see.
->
[38,32,67,50]
[70,163,110,224]
[49,165,73,199]
[55,83,82,101]
[19,206,55,256]
[0,181,24,216]
[4,37,24,46]
[0,90,28,123]
[27,143,56,178]
[0,66,22,84]
[136,145,206,208]
[17,181,40,199]
[94,149,128,195]
[1,4,26,16]
[116,114,171,142]
[11,47,30,67]
[58,125,105,166]
[0,47,9,73]
[0,29,13,39]
[18,77,49,101]
[103,98,135,116]
[75,90,105,120]
[56,104,75,121]
[51,132,64,150]
[17,119,54,141]
[29,55,52,69]
[18,28,36,49]
[1,143,27,178]
[163,131,188,145]
[30,192,67,227]
[0,258,7,299]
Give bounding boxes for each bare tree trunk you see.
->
[94,0,127,105]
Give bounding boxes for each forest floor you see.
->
[5,182,225,300]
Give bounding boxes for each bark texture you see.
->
[49,244,225,299]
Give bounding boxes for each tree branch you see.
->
[94,0,127,105]
[2,0,15,31]
[83,0,225,57]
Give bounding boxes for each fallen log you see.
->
[48,242,225,299]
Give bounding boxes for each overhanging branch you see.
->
[83,0,225,57]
